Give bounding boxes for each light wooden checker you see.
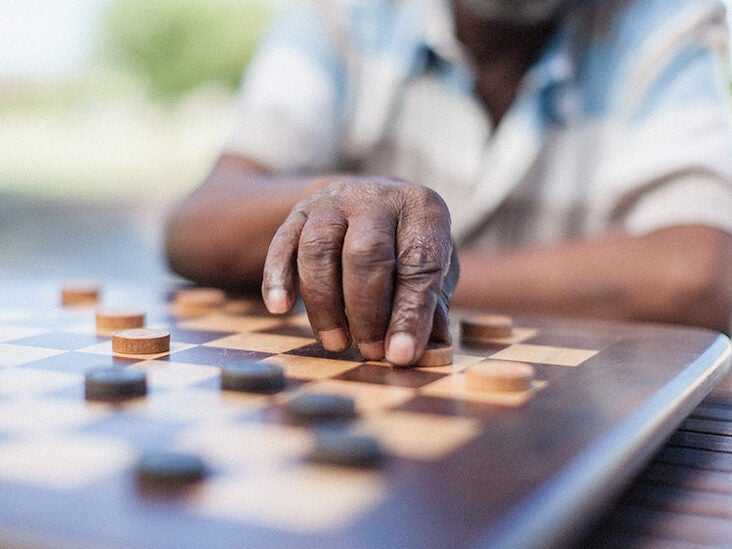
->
[465,359,536,393]
[171,287,227,317]
[112,328,170,355]
[60,280,100,306]
[0,284,727,549]
[95,308,145,335]
[460,313,513,341]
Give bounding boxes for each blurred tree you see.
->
[100,0,273,100]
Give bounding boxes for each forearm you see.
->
[453,226,732,333]
[165,155,332,290]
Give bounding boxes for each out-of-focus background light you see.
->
[0,0,279,203]
[0,0,730,205]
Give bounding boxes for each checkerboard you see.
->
[0,280,728,548]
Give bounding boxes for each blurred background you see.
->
[0,0,730,281]
[0,0,283,280]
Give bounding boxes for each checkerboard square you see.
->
[335,363,445,388]
[19,350,126,375]
[166,328,238,345]
[488,343,598,367]
[207,332,316,354]
[285,342,363,362]
[0,368,82,398]
[0,326,49,343]
[0,343,66,368]
[0,434,135,489]
[167,346,273,367]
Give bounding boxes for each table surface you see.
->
[0,196,730,548]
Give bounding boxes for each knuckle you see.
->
[297,215,346,264]
[397,244,443,275]
[344,230,395,268]
[404,185,449,215]
[298,231,342,262]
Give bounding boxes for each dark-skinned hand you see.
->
[262,177,458,366]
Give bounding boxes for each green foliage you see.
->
[100,0,273,100]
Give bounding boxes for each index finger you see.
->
[262,210,307,314]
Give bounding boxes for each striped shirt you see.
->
[224,0,732,248]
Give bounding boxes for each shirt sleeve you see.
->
[222,4,347,173]
[587,0,732,237]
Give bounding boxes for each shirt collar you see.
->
[418,0,473,68]
[415,0,578,93]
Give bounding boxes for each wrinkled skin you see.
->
[261,177,458,366]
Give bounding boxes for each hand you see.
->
[262,177,458,366]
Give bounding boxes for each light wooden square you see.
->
[263,354,358,380]
[288,379,415,416]
[357,411,480,461]
[177,313,280,334]
[205,332,315,354]
[128,387,270,422]
[0,434,135,489]
[175,420,311,469]
[489,343,598,367]
[135,360,220,388]
[0,326,50,342]
[0,398,109,435]
[0,369,82,397]
[0,343,66,368]
[190,465,386,533]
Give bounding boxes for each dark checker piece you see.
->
[220,360,285,393]
[135,451,207,488]
[84,368,147,401]
[311,432,384,467]
[286,393,357,424]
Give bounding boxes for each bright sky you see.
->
[0,0,109,79]
[1,0,731,80]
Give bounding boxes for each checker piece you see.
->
[135,451,207,489]
[412,342,453,367]
[96,309,145,335]
[85,368,147,401]
[466,359,536,393]
[311,431,384,468]
[172,287,227,317]
[286,393,357,424]
[221,360,285,393]
[461,314,513,342]
[61,280,100,306]
[112,329,170,355]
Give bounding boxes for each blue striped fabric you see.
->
[225,0,732,246]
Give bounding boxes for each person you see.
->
[165,0,732,366]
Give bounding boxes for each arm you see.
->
[165,154,326,290]
[454,225,732,334]
[165,154,458,365]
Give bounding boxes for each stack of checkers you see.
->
[458,313,537,396]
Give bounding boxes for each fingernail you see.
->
[264,288,290,314]
[320,328,350,352]
[358,340,385,360]
[386,333,416,365]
